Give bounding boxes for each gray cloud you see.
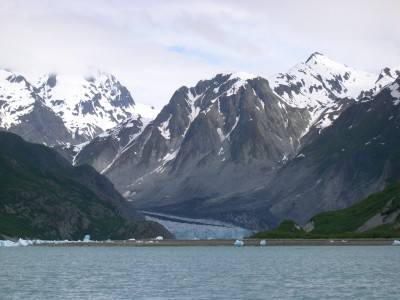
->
[0,0,399,107]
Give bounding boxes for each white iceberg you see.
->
[234,240,244,246]
[392,240,400,246]
[83,235,91,242]
[259,240,267,246]
[155,236,163,240]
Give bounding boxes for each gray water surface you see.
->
[1,246,399,299]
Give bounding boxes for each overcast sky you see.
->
[0,0,399,107]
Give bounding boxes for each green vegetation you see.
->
[0,132,171,240]
[253,183,400,239]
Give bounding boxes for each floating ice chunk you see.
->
[83,235,91,242]
[259,240,267,246]
[155,236,163,241]
[18,239,30,246]
[0,240,18,247]
[234,240,244,246]
[392,240,400,246]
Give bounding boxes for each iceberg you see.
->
[83,235,91,242]
[259,240,267,246]
[234,240,244,247]
[155,236,163,240]
[392,240,400,246]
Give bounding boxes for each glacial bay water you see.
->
[1,246,399,299]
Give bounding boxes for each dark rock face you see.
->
[225,77,400,227]
[5,99,77,146]
[4,55,398,233]
[90,73,310,229]
[81,72,400,231]
[0,132,172,240]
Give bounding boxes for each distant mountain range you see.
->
[1,53,399,232]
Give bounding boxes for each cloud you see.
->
[0,0,399,107]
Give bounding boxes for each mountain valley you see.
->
[1,53,399,235]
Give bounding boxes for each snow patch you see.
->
[223,72,257,97]
[158,115,172,139]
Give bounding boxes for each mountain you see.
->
[68,54,400,230]
[0,69,73,145]
[236,75,400,227]
[253,182,400,238]
[6,53,398,232]
[73,72,311,228]
[0,69,158,146]
[0,132,172,240]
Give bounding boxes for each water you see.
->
[1,246,399,299]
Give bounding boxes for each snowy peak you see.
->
[0,69,39,129]
[358,67,400,100]
[305,52,338,65]
[386,75,400,103]
[1,68,158,145]
[34,71,138,140]
[375,67,400,87]
[270,52,377,126]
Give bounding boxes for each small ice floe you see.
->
[155,236,163,241]
[0,238,49,247]
[259,240,267,246]
[83,235,91,242]
[234,240,244,247]
[392,240,400,246]
[341,240,348,243]
[128,238,136,241]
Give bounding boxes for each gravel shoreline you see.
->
[34,238,398,247]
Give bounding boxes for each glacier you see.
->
[143,212,253,240]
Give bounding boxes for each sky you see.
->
[0,0,399,108]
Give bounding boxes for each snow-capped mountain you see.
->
[358,67,400,100]
[34,71,157,140]
[0,69,74,145]
[63,115,152,173]
[245,74,400,226]
[0,69,37,129]
[3,52,399,231]
[269,52,376,127]
[0,69,158,145]
[76,71,310,229]
[68,53,400,230]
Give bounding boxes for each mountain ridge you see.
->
[0,131,172,240]
[2,53,400,232]
[0,69,158,146]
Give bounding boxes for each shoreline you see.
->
[34,238,398,247]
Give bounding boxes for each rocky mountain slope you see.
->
[254,182,400,238]
[0,132,172,240]
[99,73,310,218]
[0,69,157,146]
[67,54,400,230]
[232,75,400,228]
[4,53,399,232]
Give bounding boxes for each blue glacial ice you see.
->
[143,212,254,240]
